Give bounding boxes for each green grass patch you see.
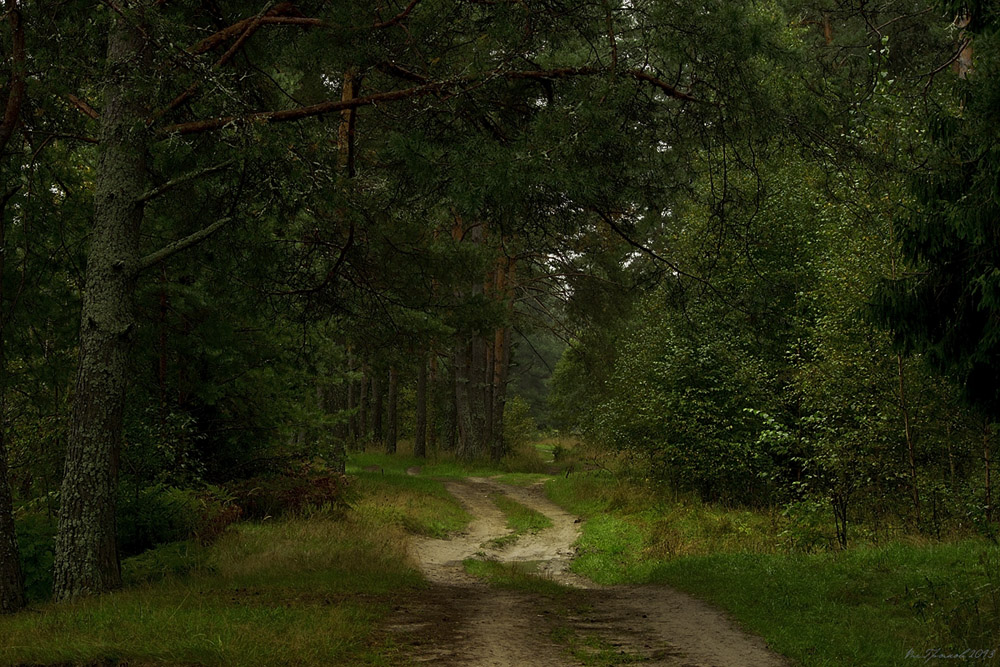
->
[549,627,649,666]
[652,542,1000,666]
[347,443,550,480]
[0,515,423,666]
[545,473,1000,666]
[352,468,470,538]
[493,493,552,534]
[482,492,552,550]
[461,558,568,596]
[493,472,551,487]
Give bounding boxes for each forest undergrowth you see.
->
[3,437,999,666]
[543,443,1000,667]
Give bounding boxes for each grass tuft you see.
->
[461,558,568,596]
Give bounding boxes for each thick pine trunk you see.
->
[386,367,398,454]
[414,358,427,458]
[53,12,149,600]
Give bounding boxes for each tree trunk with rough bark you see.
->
[53,11,150,600]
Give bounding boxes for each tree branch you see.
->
[137,217,232,273]
[190,6,321,56]
[628,70,702,103]
[373,0,422,29]
[137,161,234,203]
[159,81,451,136]
[67,94,100,120]
[159,65,702,137]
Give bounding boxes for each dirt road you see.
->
[385,476,788,666]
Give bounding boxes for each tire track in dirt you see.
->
[385,476,789,666]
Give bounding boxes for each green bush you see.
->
[503,395,538,452]
[118,484,242,557]
[226,460,351,520]
[118,485,202,557]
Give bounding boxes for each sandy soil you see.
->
[384,476,789,666]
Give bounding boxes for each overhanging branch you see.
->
[158,65,702,137]
[137,217,232,273]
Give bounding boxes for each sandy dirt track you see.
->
[385,476,789,666]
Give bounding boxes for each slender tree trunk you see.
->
[414,358,427,458]
[484,333,494,449]
[359,361,369,441]
[372,371,384,445]
[318,382,345,473]
[54,11,150,600]
[347,349,357,444]
[490,257,514,461]
[896,353,920,524]
[386,367,398,454]
[946,421,957,491]
[427,355,438,452]
[984,421,993,523]
[446,360,458,453]
[453,342,473,458]
[888,221,920,524]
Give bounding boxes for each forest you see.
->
[1,0,999,665]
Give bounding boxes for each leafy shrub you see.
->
[118,484,242,557]
[15,512,56,602]
[118,485,202,557]
[503,395,538,452]
[780,497,832,552]
[226,460,351,520]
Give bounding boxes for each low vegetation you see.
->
[0,454,471,666]
[461,558,567,597]
[545,467,1000,667]
[483,493,552,550]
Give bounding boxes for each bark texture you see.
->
[53,11,149,600]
